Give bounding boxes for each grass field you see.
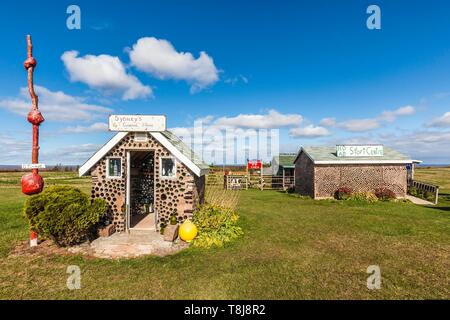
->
[0,170,449,299]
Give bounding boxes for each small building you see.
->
[79,130,209,233]
[272,153,296,177]
[294,145,416,199]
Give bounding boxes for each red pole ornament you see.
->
[21,35,44,196]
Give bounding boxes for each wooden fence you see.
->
[408,179,440,205]
[221,174,295,190]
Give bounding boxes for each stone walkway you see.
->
[69,231,188,259]
[405,195,435,206]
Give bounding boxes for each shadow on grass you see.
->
[426,206,450,212]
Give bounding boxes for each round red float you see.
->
[21,172,44,195]
[27,109,44,125]
[23,56,37,70]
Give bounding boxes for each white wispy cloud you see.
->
[427,111,450,127]
[338,118,381,132]
[337,105,416,132]
[41,143,101,164]
[128,37,219,93]
[319,117,336,127]
[224,75,249,86]
[213,109,302,129]
[62,122,109,133]
[289,125,330,138]
[61,50,152,100]
[0,134,29,163]
[0,85,112,121]
[379,105,415,122]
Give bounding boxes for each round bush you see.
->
[23,186,108,246]
[334,186,353,200]
[374,188,396,201]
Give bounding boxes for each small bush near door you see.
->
[192,204,243,248]
[23,186,108,246]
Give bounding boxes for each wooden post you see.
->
[282,168,285,190]
[260,163,263,191]
[435,187,439,205]
[21,35,45,247]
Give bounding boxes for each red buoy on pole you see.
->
[21,35,44,247]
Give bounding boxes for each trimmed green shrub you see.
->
[374,188,396,201]
[334,186,353,200]
[192,204,243,248]
[23,186,108,246]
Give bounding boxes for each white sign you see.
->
[336,145,384,157]
[109,115,166,132]
[22,163,46,169]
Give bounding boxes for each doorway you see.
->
[126,151,155,230]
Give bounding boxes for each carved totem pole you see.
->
[21,35,44,247]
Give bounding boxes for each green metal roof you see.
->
[275,153,296,168]
[161,130,210,170]
[298,146,413,164]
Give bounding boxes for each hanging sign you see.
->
[247,160,262,170]
[336,145,384,157]
[109,115,166,132]
[22,163,46,169]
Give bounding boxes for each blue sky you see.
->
[1,0,450,165]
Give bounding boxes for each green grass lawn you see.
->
[0,170,449,299]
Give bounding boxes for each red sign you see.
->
[247,160,262,170]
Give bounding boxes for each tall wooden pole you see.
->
[21,35,45,247]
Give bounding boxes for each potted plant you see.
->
[163,211,179,242]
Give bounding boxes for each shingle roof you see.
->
[296,146,414,164]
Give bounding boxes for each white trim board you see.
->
[79,132,127,177]
[294,147,414,166]
[78,131,205,177]
[151,132,202,177]
[314,160,414,165]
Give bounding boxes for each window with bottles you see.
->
[160,157,176,179]
[107,157,122,178]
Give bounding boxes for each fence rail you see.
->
[220,174,295,191]
[408,179,439,205]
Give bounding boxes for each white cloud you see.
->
[61,50,152,100]
[213,109,302,129]
[379,105,415,122]
[338,118,380,132]
[336,105,416,132]
[289,125,330,138]
[377,130,450,163]
[41,143,101,164]
[319,117,336,127]
[427,112,450,127]
[0,86,112,121]
[224,75,249,86]
[62,122,109,133]
[128,37,219,93]
[0,134,29,163]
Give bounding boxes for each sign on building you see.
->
[109,115,166,132]
[336,145,384,157]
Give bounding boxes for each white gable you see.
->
[78,132,206,177]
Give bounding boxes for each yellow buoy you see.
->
[179,220,198,242]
